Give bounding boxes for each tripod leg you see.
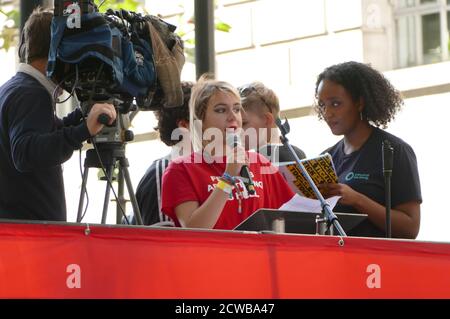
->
[116,169,126,224]
[121,165,144,225]
[100,164,115,224]
[76,166,89,223]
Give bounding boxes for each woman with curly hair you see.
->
[314,61,421,239]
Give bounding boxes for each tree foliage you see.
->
[0,0,231,62]
[0,0,142,51]
[0,0,19,51]
[94,0,140,13]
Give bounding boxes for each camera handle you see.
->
[97,113,111,125]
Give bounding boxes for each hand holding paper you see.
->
[278,153,338,199]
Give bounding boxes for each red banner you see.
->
[0,222,450,298]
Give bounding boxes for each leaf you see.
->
[215,21,231,33]
[7,9,19,26]
[95,0,140,13]
[0,6,19,51]
[185,38,195,46]
[0,27,18,51]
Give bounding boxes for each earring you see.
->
[360,112,363,121]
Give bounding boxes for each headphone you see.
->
[18,30,26,63]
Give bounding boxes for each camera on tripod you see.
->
[46,0,185,224]
[48,0,185,113]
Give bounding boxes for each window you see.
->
[395,0,450,67]
[399,0,418,8]
[422,13,441,63]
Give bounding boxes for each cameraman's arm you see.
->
[8,91,112,172]
[59,108,84,127]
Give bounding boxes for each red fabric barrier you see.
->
[0,222,449,298]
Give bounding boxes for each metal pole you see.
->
[385,175,392,238]
[194,0,215,79]
[382,140,394,238]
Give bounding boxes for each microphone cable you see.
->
[77,148,89,222]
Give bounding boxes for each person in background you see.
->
[238,81,306,163]
[0,7,116,222]
[134,82,193,225]
[315,61,421,239]
[161,75,295,230]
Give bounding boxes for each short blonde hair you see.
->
[238,81,280,117]
[189,74,241,152]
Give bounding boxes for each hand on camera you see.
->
[86,103,117,136]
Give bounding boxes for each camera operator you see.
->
[0,7,116,222]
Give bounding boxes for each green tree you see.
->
[0,0,143,51]
[0,0,231,62]
[166,2,231,63]
[94,0,141,13]
[0,0,19,51]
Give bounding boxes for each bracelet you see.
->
[218,177,233,186]
[216,180,233,195]
[221,172,235,185]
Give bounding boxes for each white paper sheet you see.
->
[279,194,341,213]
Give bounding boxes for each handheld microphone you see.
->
[240,165,256,195]
[227,133,256,195]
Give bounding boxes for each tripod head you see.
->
[80,97,135,146]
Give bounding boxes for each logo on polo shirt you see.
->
[345,172,370,181]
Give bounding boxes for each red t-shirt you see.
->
[161,151,295,230]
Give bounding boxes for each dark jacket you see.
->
[0,71,90,221]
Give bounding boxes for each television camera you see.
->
[47,0,185,225]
